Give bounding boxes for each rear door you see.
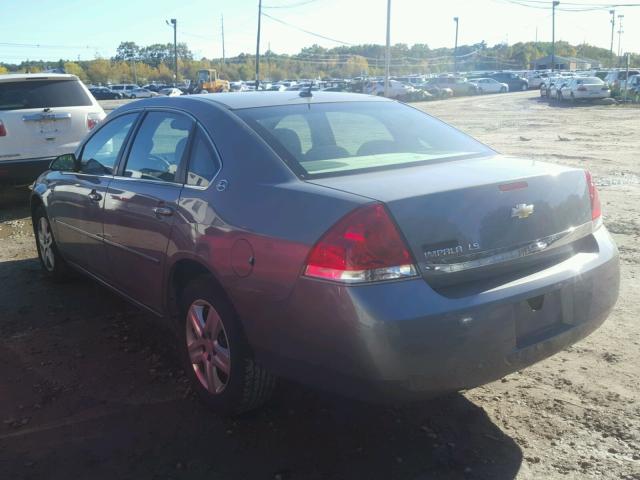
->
[0,78,102,162]
[49,112,139,278]
[103,110,194,312]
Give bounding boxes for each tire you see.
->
[521,83,528,91]
[131,95,136,99]
[32,205,72,281]
[178,276,275,415]
[501,86,507,93]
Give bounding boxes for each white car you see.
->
[470,78,508,94]
[158,87,183,97]
[0,73,105,185]
[559,77,610,101]
[366,79,412,99]
[129,88,156,99]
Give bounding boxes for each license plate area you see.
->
[515,288,572,349]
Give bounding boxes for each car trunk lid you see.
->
[308,155,594,288]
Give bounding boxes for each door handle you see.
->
[153,206,173,217]
[88,190,102,202]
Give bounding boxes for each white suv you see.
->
[0,74,105,185]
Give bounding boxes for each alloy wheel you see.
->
[186,299,231,394]
[37,217,55,272]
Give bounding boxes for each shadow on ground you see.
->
[0,257,523,480]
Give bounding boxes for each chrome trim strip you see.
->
[22,112,72,122]
[55,219,103,242]
[422,221,594,274]
[56,219,160,264]
[102,237,161,264]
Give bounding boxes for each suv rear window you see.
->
[237,101,493,178]
[0,79,92,111]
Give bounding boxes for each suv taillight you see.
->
[87,113,102,131]
[304,203,417,283]
[0,120,6,137]
[585,171,602,225]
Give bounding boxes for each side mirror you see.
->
[49,153,78,172]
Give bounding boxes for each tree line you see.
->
[1,40,637,84]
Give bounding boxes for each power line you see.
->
[263,0,320,8]
[261,12,354,45]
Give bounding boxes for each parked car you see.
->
[427,76,478,96]
[559,77,610,102]
[129,88,157,99]
[604,69,640,92]
[419,83,454,98]
[158,87,183,97]
[88,87,123,100]
[540,76,563,98]
[365,79,413,99]
[489,72,529,91]
[470,78,508,94]
[30,92,619,415]
[624,74,640,95]
[110,84,139,98]
[0,73,105,185]
[527,73,549,89]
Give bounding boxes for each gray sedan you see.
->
[30,92,619,415]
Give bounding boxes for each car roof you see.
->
[0,73,79,83]
[191,91,389,110]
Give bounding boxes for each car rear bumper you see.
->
[255,226,619,402]
[0,157,53,185]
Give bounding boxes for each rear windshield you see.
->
[0,79,92,111]
[237,101,493,178]
[577,77,604,85]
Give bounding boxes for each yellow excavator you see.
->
[192,69,230,94]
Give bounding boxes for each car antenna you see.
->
[299,84,313,98]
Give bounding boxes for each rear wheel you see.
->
[178,276,275,415]
[521,83,528,91]
[32,205,71,281]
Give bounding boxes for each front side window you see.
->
[238,102,493,177]
[123,111,193,182]
[79,113,138,175]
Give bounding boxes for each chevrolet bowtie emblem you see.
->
[512,203,535,219]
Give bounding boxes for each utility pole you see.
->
[551,1,559,72]
[609,10,615,63]
[617,14,624,59]
[384,0,391,97]
[166,19,178,85]
[267,41,271,81]
[453,17,459,73]
[255,0,262,89]
[221,15,226,64]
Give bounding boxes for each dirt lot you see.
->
[0,91,638,480]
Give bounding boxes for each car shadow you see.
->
[0,258,523,479]
[532,96,617,108]
[0,186,31,222]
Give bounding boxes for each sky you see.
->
[1,0,639,63]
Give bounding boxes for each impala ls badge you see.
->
[512,203,535,219]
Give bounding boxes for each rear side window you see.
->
[0,79,92,111]
[124,111,193,183]
[186,128,221,188]
[79,113,138,175]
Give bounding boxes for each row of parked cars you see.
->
[539,69,640,103]
[88,84,184,100]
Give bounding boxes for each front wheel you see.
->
[521,83,528,91]
[500,86,507,93]
[32,205,71,281]
[179,276,276,415]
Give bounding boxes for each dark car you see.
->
[88,87,123,100]
[489,72,529,92]
[30,92,619,415]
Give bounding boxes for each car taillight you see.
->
[304,203,417,283]
[577,86,587,91]
[585,171,602,225]
[87,113,102,131]
[0,120,6,137]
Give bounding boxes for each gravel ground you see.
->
[0,91,638,480]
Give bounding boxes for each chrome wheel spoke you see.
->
[212,342,231,374]
[187,338,207,364]
[204,308,222,339]
[188,305,205,338]
[205,359,223,393]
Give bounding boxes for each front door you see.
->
[50,113,139,278]
[103,110,194,312]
